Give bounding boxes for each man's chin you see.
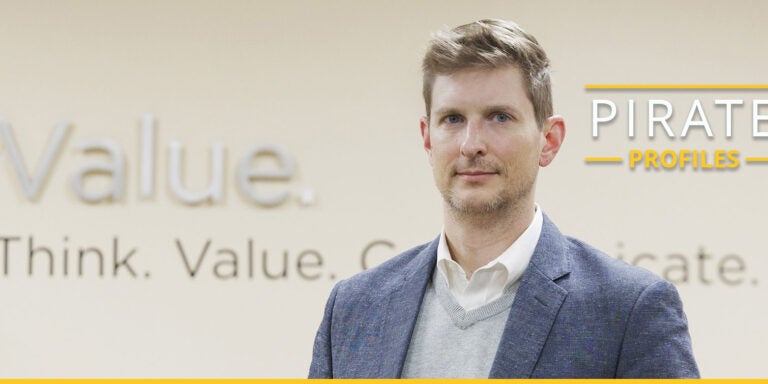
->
[446,195,509,215]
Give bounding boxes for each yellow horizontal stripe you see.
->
[746,157,768,162]
[585,84,768,90]
[0,379,758,383]
[585,157,623,163]
[0,380,751,384]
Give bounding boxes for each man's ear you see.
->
[539,115,565,167]
[420,116,433,165]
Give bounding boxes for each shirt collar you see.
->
[436,204,544,290]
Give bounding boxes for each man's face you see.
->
[421,65,558,215]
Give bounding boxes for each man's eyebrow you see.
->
[431,107,461,117]
[482,105,522,115]
[431,105,524,118]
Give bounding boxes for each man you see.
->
[309,19,698,378]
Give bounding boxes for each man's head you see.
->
[422,19,552,129]
[420,20,564,218]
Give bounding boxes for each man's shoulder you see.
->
[334,238,436,298]
[536,232,698,378]
[536,215,665,293]
[561,235,669,296]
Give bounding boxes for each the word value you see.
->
[0,114,302,206]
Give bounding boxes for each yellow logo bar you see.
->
[585,84,768,90]
[0,379,762,383]
[584,157,623,163]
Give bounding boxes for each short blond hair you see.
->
[422,19,552,128]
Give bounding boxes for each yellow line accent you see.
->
[0,380,743,384]
[585,84,768,90]
[746,157,768,162]
[0,379,742,384]
[585,157,623,163]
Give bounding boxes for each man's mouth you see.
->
[455,169,498,182]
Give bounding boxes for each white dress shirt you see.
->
[436,205,543,310]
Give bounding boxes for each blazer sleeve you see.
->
[308,282,341,378]
[616,280,700,378]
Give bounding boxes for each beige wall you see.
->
[0,0,765,377]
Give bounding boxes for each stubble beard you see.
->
[438,162,535,220]
[444,187,511,216]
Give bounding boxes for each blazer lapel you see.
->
[377,238,437,378]
[489,215,571,378]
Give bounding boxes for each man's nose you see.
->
[460,120,488,157]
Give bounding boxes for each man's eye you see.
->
[493,113,511,123]
[444,115,462,124]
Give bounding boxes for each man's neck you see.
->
[443,201,535,278]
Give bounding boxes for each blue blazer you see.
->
[309,216,699,378]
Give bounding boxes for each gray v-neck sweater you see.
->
[401,269,521,378]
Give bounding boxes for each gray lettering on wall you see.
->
[0,119,70,200]
[0,115,313,207]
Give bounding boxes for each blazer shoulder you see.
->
[333,239,436,299]
[563,236,666,295]
[543,236,698,377]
